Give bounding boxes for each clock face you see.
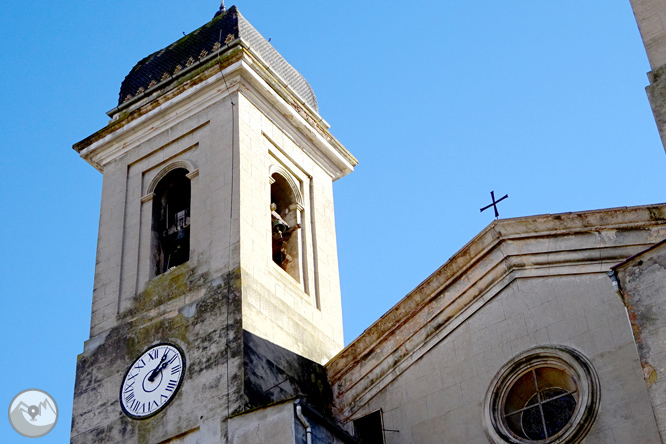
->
[119,343,185,419]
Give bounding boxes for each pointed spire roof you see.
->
[117,6,318,112]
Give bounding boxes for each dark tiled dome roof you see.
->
[118,6,317,111]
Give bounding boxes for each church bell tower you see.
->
[70,5,356,443]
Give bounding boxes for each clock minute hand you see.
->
[147,352,168,382]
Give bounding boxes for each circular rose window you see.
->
[483,346,600,444]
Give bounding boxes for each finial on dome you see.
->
[214,1,226,18]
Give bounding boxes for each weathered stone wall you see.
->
[88,96,239,338]
[351,274,659,443]
[630,0,666,70]
[71,266,244,444]
[72,38,355,442]
[646,66,666,154]
[73,84,245,442]
[228,401,296,444]
[328,207,666,444]
[236,91,344,364]
[615,240,666,442]
[227,400,357,444]
[87,51,346,366]
[629,0,666,152]
[243,331,333,413]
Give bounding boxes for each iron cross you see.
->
[480,191,509,219]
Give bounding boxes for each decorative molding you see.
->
[269,164,304,208]
[185,169,199,180]
[147,159,198,196]
[75,54,356,178]
[76,60,243,171]
[290,100,331,141]
[141,193,155,203]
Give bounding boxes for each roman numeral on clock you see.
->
[129,399,142,413]
[171,364,181,375]
[165,380,178,392]
[124,380,135,392]
[125,391,135,403]
[148,349,159,360]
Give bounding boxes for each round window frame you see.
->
[482,346,600,444]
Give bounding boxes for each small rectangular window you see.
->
[353,410,385,444]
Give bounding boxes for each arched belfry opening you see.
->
[270,173,301,281]
[152,168,191,276]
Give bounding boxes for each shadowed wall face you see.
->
[243,330,333,413]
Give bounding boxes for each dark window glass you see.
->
[504,367,578,441]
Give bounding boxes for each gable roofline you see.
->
[327,203,666,420]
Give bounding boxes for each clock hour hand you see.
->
[147,351,169,382]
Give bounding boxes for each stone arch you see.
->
[269,165,303,282]
[146,159,198,198]
[269,164,303,210]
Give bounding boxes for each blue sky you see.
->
[1,1,665,442]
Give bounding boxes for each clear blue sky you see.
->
[1,1,664,442]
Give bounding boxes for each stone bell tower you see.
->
[70,4,356,443]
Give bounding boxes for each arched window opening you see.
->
[270,173,301,281]
[152,168,191,276]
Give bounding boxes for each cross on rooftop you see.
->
[480,191,509,219]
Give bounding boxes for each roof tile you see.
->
[117,6,317,112]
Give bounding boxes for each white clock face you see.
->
[120,343,185,419]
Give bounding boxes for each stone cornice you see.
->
[326,203,666,420]
[73,46,356,180]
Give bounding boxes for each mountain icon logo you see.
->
[8,389,58,438]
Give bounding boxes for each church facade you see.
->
[70,2,666,444]
[328,206,666,444]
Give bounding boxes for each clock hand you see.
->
[147,351,169,382]
[155,360,170,373]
